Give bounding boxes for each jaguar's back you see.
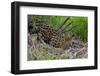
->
[31,24,71,49]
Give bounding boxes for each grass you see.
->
[71,17,88,42]
[28,15,88,60]
[28,15,88,42]
[28,34,88,61]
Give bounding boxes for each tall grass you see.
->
[28,15,88,42]
[71,17,88,42]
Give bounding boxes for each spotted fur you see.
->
[31,24,71,50]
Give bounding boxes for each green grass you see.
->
[28,15,88,42]
[71,17,88,42]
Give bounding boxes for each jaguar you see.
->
[28,17,72,50]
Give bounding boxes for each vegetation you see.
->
[28,15,88,42]
[28,15,88,61]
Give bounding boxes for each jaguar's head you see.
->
[28,26,39,35]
